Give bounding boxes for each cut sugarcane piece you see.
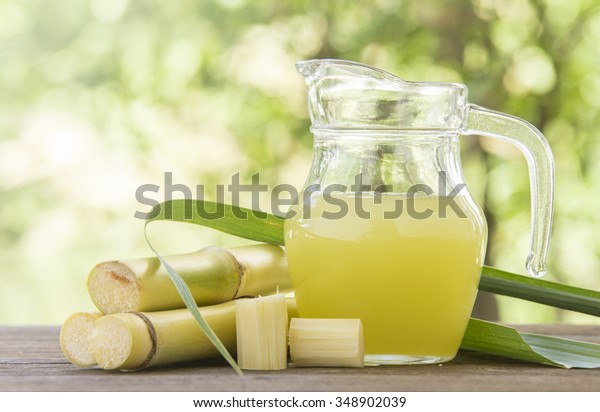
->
[59,312,102,367]
[235,294,288,370]
[289,318,364,368]
[88,313,154,370]
[87,301,237,370]
[87,244,291,314]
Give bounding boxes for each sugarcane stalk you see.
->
[87,244,290,314]
[85,299,299,370]
[59,312,102,367]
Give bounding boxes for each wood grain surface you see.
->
[1,325,599,391]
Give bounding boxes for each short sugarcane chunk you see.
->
[235,295,288,370]
[289,318,364,367]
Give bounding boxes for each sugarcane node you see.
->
[201,245,248,298]
[128,312,158,371]
[229,245,292,298]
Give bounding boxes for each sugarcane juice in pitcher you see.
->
[284,192,487,363]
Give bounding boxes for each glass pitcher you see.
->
[284,59,554,365]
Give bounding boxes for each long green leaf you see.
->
[146,199,600,369]
[462,319,600,368]
[480,265,600,317]
[147,199,285,244]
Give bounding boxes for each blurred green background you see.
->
[1,0,599,324]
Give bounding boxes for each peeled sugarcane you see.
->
[87,244,291,314]
[288,318,364,367]
[80,299,299,370]
[59,312,102,367]
[235,295,288,370]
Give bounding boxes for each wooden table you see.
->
[1,325,599,391]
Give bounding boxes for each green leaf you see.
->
[146,199,285,244]
[146,199,600,369]
[480,265,600,317]
[462,319,600,369]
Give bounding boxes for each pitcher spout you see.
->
[296,59,400,83]
[296,59,468,130]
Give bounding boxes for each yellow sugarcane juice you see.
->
[284,192,487,364]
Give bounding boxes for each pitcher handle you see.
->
[464,104,554,278]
